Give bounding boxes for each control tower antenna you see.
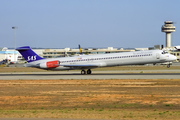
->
[161,21,175,47]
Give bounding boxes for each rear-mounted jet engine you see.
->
[40,60,60,68]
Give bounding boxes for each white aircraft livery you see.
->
[16,46,177,74]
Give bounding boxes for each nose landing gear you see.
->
[81,69,92,74]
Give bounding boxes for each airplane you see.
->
[16,46,177,74]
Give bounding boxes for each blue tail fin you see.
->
[16,46,44,62]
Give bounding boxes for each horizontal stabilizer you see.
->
[16,46,31,51]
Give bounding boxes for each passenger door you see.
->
[156,53,160,59]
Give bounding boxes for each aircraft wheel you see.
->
[87,69,92,74]
[167,64,170,68]
[81,70,86,74]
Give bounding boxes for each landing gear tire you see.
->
[81,70,86,74]
[167,64,170,68]
[87,69,92,74]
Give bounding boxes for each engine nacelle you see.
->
[40,60,60,69]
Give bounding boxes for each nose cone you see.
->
[173,55,177,61]
[170,55,177,61]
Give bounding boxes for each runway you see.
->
[0,70,180,80]
[0,118,116,120]
[0,118,104,120]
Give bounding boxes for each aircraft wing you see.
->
[60,62,104,69]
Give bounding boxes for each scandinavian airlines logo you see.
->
[27,56,36,61]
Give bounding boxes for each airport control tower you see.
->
[161,21,175,47]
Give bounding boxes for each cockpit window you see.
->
[162,51,168,54]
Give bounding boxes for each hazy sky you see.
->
[1,0,180,49]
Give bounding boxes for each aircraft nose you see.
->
[171,55,177,61]
[173,55,177,60]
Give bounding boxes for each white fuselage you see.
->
[25,50,177,70]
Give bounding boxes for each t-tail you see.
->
[79,44,83,55]
[16,46,44,62]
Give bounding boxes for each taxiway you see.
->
[0,70,180,80]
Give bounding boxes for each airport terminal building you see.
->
[42,47,136,58]
[0,47,18,62]
[1,46,179,63]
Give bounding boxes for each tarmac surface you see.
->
[1,64,180,120]
[0,118,107,120]
[0,70,180,80]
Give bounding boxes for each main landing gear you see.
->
[81,69,92,74]
[167,64,170,68]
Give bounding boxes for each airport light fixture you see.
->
[12,26,18,49]
[12,26,18,62]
